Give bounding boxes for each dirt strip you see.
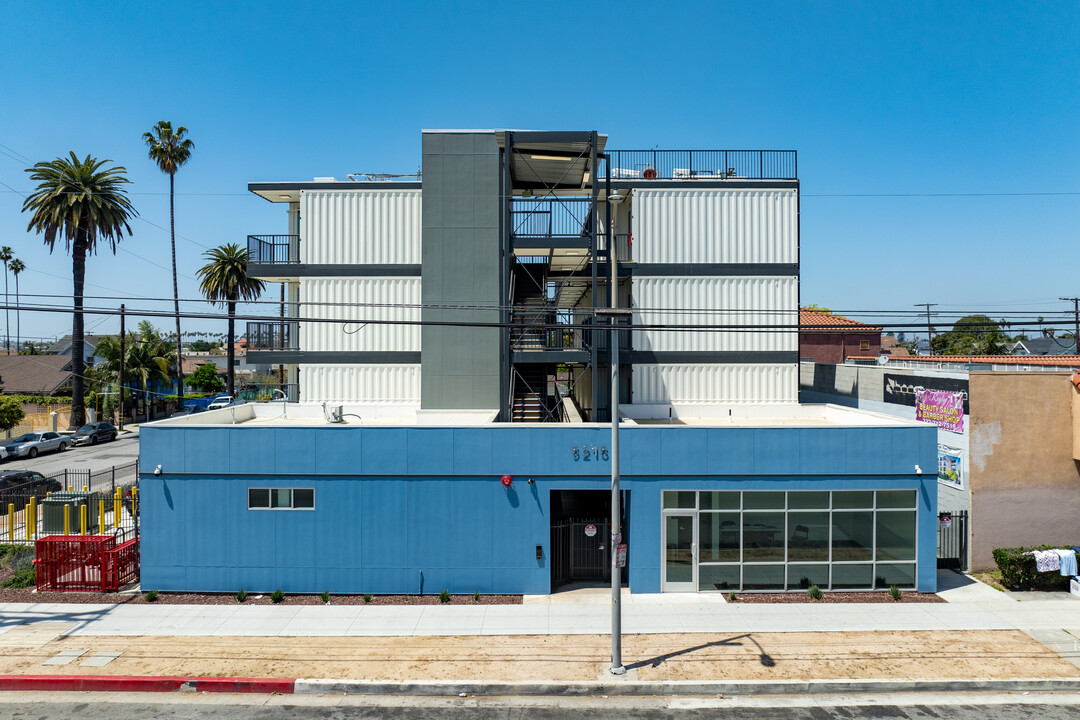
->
[0,630,1072,682]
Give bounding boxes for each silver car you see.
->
[3,431,68,459]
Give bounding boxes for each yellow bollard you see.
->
[64,504,70,535]
[82,486,88,492]
[29,497,36,540]
[66,486,71,492]
[25,504,31,541]
[80,504,87,535]
[113,495,121,530]
[98,498,105,535]
[7,504,13,541]
[132,488,138,519]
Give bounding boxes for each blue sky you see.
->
[0,0,1077,340]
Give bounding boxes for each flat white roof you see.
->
[148,402,927,430]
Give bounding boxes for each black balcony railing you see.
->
[604,150,797,181]
[246,321,299,351]
[511,198,594,240]
[247,235,300,264]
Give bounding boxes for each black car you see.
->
[70,422,118,446]
[0,470,60,511]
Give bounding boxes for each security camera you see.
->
[915,465,922,475]
[154,465,162,476]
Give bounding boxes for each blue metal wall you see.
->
[139,424,938,594]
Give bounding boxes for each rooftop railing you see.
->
[604,150,797,181]
[247,235,300,265]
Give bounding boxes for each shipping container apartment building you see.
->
[140,131,937,596]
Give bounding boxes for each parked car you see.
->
[0,470,60,511]
[206,395,235,411]
[70,422,118,446]
[2,432,68,459]
[169,405,207,419]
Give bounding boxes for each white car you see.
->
[3,432,68,459]
[206,395,233,411]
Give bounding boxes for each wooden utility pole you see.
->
[914,303,937,354]
[1061,297,1080,356]
[118,304,125,431]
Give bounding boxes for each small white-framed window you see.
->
[248,487,315,510]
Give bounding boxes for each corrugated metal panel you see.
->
[632,276,797,352]
[300,278,420,352]
[633,189,797,264]
[300,190,421,265]
[632,364,797,404]
[300,364,421,403]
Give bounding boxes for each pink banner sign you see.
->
[915,388,964,432]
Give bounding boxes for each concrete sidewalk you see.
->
[1,572,1077,640]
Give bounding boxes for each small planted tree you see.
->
[0,396,26,434]
[187,363,224,393]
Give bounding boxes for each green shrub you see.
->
[236,588,248,603]
[474,590,481,602]
[807,585,824,600]
[1,567,35,588]
[993,546,1077,591]
[320,590,330,604]
[727,591,737,602]
[363,593,373,603]
[271,589,284,604]
[439,589,451,604]
[889,585,902,601]
[144,589,159,602]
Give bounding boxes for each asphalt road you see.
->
[0,431,140,477]
[2,693,1080,719]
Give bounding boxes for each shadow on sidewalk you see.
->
[626,633,775,670]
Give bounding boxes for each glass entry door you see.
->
[662,513,696,592]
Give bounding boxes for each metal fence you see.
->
[1,461,139,546]
[605,150,797,181]
[247,234,299,264]
[246,321,299,350]
[511,198,593,240]
[937,510,969,570]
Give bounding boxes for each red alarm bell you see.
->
[500,474,513,487]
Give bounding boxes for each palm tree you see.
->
[0,246,12,354]
[126,339,173,420]
[197,244,264,396]
[9,259,24,354]
[143,121,194,407]
[21,152,136,427]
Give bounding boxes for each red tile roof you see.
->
[846,354,1080,368]
[800,309,883,332]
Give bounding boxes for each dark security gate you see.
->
[937,511,969,570]
[551,518,610,587]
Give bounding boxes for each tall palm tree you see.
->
[143,121,194,407]
[0,246,12,354]
[197,244,264,396]
[9,259,24,354]
[22,152,136,427]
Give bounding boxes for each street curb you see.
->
[0,675,295,694]
[3,675,1079,697]
[293,677,1080,697]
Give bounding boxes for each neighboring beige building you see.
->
[968,371,1080,570]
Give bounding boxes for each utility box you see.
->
[42,491,97,534]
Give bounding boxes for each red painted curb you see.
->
[0,675,295,694]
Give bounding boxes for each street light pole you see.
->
[605,190,628,675]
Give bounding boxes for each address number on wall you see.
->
[572,445,609,461]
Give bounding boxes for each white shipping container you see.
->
[631,276,797,352]
[300,364,421,404]
[299,277,420,352]
[633,188,797,264]
[632,364,797,404]
[301,190,421,265]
